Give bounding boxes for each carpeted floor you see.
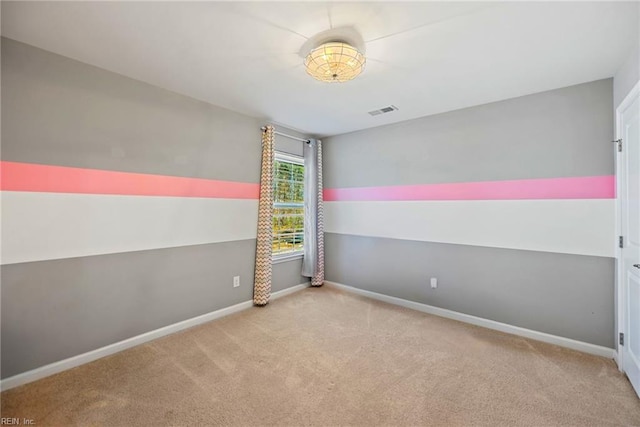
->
[2,285,639,426]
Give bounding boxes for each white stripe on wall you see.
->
[325,199,615,257]
[1,191,259,265]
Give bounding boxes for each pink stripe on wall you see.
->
[324,175,615,202]
[0,161,260,199]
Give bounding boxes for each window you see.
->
[273,152,304,257]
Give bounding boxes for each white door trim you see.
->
[615,80,640,370]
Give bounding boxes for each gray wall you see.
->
[1,37,308,379]
[323,79,616,348]
[613,2,639,109]
[614,45,639,109]
[324,79,614,189]
[2,40,260,182]
[325,234,614,348]
[2,241,254,377]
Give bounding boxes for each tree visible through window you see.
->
[273,153,304,256]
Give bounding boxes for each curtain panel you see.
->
[253,125,274,306]
[302,139,325,287]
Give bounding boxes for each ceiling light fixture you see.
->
[304,41,366,83]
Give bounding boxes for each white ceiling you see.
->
[2,1,638,137]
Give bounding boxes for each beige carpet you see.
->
[2,285,639,426]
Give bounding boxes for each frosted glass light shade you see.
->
[304,42,365,83]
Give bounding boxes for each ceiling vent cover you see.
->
[368,105,398,116]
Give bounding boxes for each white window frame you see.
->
[272,151,305,263]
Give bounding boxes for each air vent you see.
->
[368,105,398,116]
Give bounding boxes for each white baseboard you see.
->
[325,281,616,359]
[0,282,310,392]
[269,282,310,300]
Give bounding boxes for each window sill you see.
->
[272,253,304,264]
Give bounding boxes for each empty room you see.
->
[1,1,640,426]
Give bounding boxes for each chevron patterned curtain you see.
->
[312,140,325,287]
[253,125,274,306]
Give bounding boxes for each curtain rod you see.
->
[261,127,311,144]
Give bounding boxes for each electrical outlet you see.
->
[233,276,240,288]
[430,277,437,289]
